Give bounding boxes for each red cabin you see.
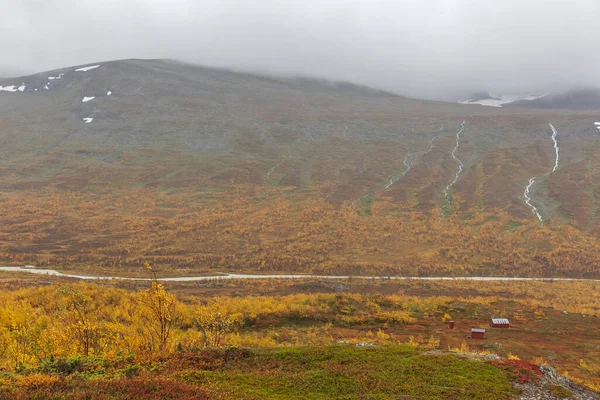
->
[490,318,510,328]
[471,328,485,339]
[448,321,455,329]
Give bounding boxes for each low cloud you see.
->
[2,0,599,99]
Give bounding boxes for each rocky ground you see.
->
[516,365,599,399]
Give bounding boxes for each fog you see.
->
[2,0,599,100]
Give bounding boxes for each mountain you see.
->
[460,88,600,110]
[459,92,549,108]
[506,88,600,110]
[2,59,600,277]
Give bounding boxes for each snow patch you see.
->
[0,84,26,92]
[460,93,548,108]
[47,73,65,80]
[82,96,95,103]
[75,65,100,72]
[107,91,112,96]
[82,118,94,123]
[595,122,600,131]
[43,85,49,90]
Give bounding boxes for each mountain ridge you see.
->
[1,58,600,276]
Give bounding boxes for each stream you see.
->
[523,123,560,223]
[443,120,466,198]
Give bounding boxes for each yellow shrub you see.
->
[375,311,416,324]
[579,359,600,375]
[17,374,61,390]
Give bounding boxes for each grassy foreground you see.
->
[0,345,521,400]
[1,278,599,398]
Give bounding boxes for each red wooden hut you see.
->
[490,318,510,328]
[471,328,485,339]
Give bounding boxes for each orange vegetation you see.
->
[2,186,600,277]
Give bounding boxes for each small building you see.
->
[448,321,455,329]
[490,318,510,328]
[471,328,485,339]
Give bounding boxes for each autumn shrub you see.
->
[38,356,83,375]
[339,315,367,325]
[375,310,416,324]
[15,373,61,391]
[9,377,210,400]
[114,363,140,378]
[579,359,600,375]
[170,346,251,371]
[492,359,544,384]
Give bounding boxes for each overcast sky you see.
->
[2,0,599,99]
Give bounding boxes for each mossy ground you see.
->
[1,345,519,400]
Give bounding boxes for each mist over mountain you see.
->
[2,0,599,100]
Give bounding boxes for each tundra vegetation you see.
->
[2,60,600,279]
[3,60,600,398]
[0,273,599,398]
[3,187,600,278]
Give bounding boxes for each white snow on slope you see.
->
[0,84,26,92]
[82,96,95,102]
[48,73,64,80]
[460,93,548,108]
[107,91,112,96]
[75,65,100,72]
[595,122,600,131]
[83,118,93,123]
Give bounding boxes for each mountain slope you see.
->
[507,88,600,110]
[2,59,600,276]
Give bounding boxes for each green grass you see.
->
[358,193,375,216]
[505,220,523,232]
[177,345,519,399]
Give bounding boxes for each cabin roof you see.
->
[472,328,486,333]
[491,318,509,324]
